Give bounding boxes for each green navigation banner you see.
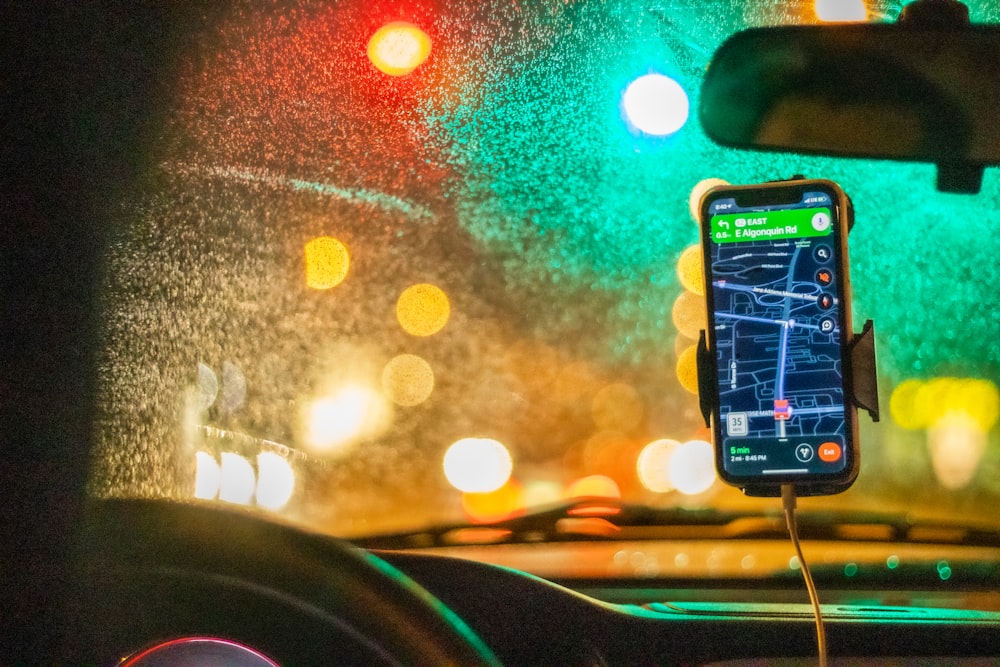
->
[710,207,833,244]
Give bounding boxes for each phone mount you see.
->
[696,321,879,497]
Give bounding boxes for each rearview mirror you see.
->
[699,9,1000,193]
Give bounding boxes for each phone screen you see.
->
[701,181,857,491]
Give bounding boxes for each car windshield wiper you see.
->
[352,498,1000,550]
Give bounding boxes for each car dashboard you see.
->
[69,500,1000,665]
[379,547,1000,665]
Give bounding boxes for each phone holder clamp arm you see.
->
[847,319,879,422]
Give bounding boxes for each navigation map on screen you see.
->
[705,190,849,479]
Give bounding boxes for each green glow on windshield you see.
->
[421,0,1000,387]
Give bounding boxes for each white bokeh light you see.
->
[623,74,690,136]
[668,439,717,495]
[443,438,513,493]
[256,452,296,510]
[637,439,682,493]
[305,384,387,456]
[219,452,256,505]
[194,451,221,500]
[815,0,867,22]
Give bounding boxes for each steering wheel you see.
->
[67,499,500,665]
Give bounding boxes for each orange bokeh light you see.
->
[564,474,621,501]
[461,479,525,523]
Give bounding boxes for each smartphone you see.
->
[699,179,859,496]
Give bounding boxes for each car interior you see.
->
[4,0,1000,664]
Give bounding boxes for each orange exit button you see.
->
[818,441,842,462]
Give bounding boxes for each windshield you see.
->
[92,0,1000,544]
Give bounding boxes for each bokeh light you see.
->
[304,236,350,290]
[305,384,386,455]
[676,244,705,296]
[890,377,999,432]
[397,283,451,336]
[889,378,926,430]
[928,412,988,489]
[197,363,219,410]
[564,474,621,501]
[443,437,513,493]
[815,0,867,22]
[668,439,716,495]
[676,344,700,395]
[671,290,707,340]
[591,382,644,431]
[523,479,563,507]
[622,74,690,136]
[220,361,247,415]
[689,178,729,223]
[219,452,256,505]
[255,452,295,511]
[194,451,221,500]
[461,479,525,523]
[367,22,432,77]
[382,354,435,406]
[637,438,682,493]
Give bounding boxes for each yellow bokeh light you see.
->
[891,377,999,432]
[367,22,432,77]
[219,452,256,505]
[676,244,705,296]
[397,283,451,336]
[676,344,700,395]
[304,236,350,290]
[668,440,716,495]
[636,438,682,493]
[461,479,525,523]
[889,378,926,430]
[382,354,435,406]
[443,438,513,493]
[523,479,563,508]
[671,290,707,340]
[815,0,867,22]
[564,474,621,501]
[591,382,644,431]
[256,452,295,511]
[194,451,221,500]
[689,177,729,223]
[955,379,1000,432]
[305,385,386,456]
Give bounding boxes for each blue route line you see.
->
[776,322,790,399]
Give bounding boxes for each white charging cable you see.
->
[781,484,828,667]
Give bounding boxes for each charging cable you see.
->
[781,484,827,667]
